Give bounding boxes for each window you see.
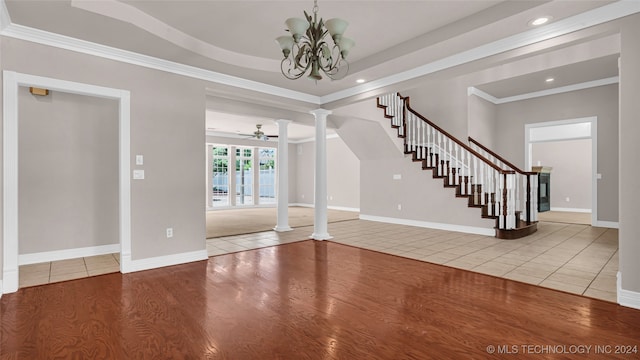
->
[208,145,277,208]
[258,148,276,204]
[236,147,253,205]
[211,146,229,207]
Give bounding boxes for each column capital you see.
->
[274,119,292,126]
[309,108,332,118]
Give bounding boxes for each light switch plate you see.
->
[136,155,144,165]
[133,169,145,180]
[393,174,402,180]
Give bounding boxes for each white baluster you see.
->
[459,149,466,195]
[480,162,486,206]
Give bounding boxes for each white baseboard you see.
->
[290,203,360,212]
[121,249,208,274]
[618,272,640,310]
[593,220,619,229]
[550,207,592,213]
[290,203,313,208]
[19,244,121,265]
[1,268,18,294]
[359,214,495,236]
[0,279,3,298]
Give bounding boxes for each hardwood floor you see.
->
[2,240,639,359]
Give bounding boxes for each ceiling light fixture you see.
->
[529,16,552,26]
[356,79,365,84]
[275,0,354,81]
[545,77,555,83]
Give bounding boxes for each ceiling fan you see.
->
[241,124,278,141]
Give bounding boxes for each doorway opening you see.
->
[2,71,131,294]
[525,117,597,226]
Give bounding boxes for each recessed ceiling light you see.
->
[545,77,555,83]
[356,79,366,84]
[529,16,552,26]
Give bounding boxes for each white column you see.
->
[229,146,237,206]
[206,144,214,208]
[274,119,293,232]
[253,146,259,205]
[310,109,332,240]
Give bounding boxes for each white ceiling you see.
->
[2,0,625,138]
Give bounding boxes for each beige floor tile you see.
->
[506,266,555,279]
[87,267,119,276]
[553,266,598,279]
[583,288,617,302]
[85,256,119,271]
[49,271,88,283]
[539,279,586,295]
[50,259,87,276]
[503,272,544,285]
[473,262,518,277]
[545,273,594,288]
[19,272,50,288]
[588,275,617,293]
[20,262,51,275]
[444,259,479,270]
[419,252,460,264]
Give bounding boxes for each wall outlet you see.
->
[136,155,144,165]
[397,204,402,211]
[166,227,174,238]
[329,195,333,200]
[565,197,570,202]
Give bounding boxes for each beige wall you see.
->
[532,139,592,211]
[493,84,618,222]
[468,95,497,149]
[360,157,495,229]
[294,136,360,210]
[18,88,119,254]
[2,37,207,263]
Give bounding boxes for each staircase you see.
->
[377,93,538,239]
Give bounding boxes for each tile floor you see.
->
[19,220,618,303]
[19,253,120,288]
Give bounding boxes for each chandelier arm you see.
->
[281,57,312,80]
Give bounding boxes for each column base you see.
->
[310,233,333,240]
[273,225,293,232]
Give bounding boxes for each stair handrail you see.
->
[467,137,537,176]
[403,96,514,175]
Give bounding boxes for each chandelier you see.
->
[275,0,354,81]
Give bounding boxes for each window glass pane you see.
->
[236,146,253,205]
[211,146,229,207]
[258,147,276,204]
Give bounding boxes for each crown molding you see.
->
[469,76,619,105]
[0,0,10,31]
[0,0,637,105]
[0,23,322,105]
[320,1,639,104]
